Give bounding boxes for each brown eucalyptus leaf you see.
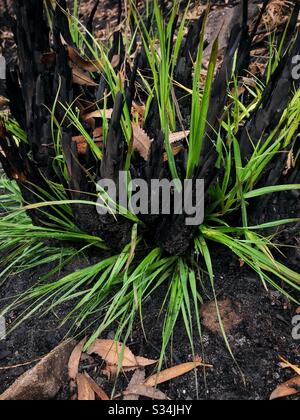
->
[76,373,95,401]
[60,34,101,72]
[132,123,153,161]
[164,144,185,162]
[72,66,98,87]
[68,338,86,389]
[93,127,103,141]
[169,130,190,144]
[87,339,138,367]
[135,356,157,367]
[82,109,113,121]
[84,373,110,400]
[72,136,88,155]
[67,46,101,72]
[144,358,212,387]
[123,384,169,400]
[102,365,137,380]
[270,376,300,400]
[72,135,102,155]
[124,369,145,400]
[111,54,121,68]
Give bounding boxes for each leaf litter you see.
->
[68,338,212,400]
[270,357,300,400]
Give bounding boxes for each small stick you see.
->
[0,357,42,370]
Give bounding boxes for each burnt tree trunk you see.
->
[0,0,299,256]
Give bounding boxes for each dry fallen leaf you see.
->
[68,338,86,391]
[132,102,146,124]
[78,116,188,161]
[72,66,98,87]
[72,135,88,155]
[93,127,103,141]
[76,115,188,162]
[101,365,138,380]
[60,34,101,73]
[124,369,145,401]
[164,144,185,162]
[84,372,110,400]
[135,356,157,367]
[111,54,121,68]
[123,384,169,400]
[88,339,157,370]
[169,130,190,144]
[283,150,295,176]
[132,123,153,161]
[144,357,212,387]
[67,45,101,72]
[270,376,300,400]
[77,373,95,401]
[162,130,189,161]
[82,109,113,121]
[72,135,102,155]
[88,339,137,367]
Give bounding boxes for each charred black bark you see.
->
[1,1,61,225]
[156,0,253,255]
[6,0,71,186]
[174,14,207,112]
[0,124,61,227]
[1,0,299,257]
[240,37,300,161]
[99,92,132,249]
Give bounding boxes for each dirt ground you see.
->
[0,0,300,401]
[0,245,299,400]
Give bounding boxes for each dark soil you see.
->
[0,245,299,400]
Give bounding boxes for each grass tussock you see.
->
[0,0,300,368]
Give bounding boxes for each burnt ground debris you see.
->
[0,246,299,400]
